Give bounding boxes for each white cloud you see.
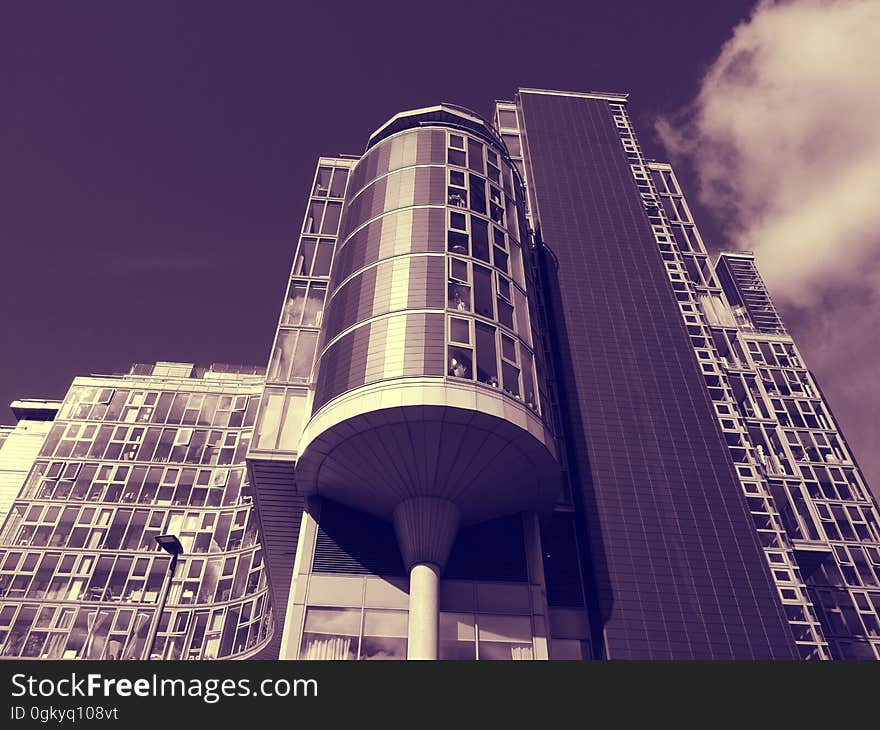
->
[657,0,880,305]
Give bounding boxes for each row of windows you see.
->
[815,503,880,545]
[447,317,538,410]
[446,167,516,233]
[759,366,816,398]
[447,211,525,288]
[40,423,250,467]
[0,545,264,610]
[746,340,803,369]
[0,594,270,659]
[447,256,531,344]
[768,396,831,430]
[784,429,849,465]
[447,132,513,195]
[21,461,250,508]
[300,606,534,660]
[811,588,880,641]
[2,499,260,554]
[58,387,257,429]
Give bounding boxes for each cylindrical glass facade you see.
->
[313,119,545,416]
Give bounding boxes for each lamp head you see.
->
[155,534,184,555]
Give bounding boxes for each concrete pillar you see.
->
[407,562,441,659]
[393,497,460,661]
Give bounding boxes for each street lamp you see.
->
[143,534,184,660]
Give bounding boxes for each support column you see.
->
[392,496,460,661]
[407,562,441,659]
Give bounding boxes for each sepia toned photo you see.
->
[1,0,878,676]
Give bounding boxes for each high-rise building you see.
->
[246,88,880,660]
[2,88,878,661]
[0,363,273,659]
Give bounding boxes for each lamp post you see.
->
[143,534,183,660]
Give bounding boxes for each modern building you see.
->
[246,88,880,660]
[0,363,274,659]
[1,88,878,661]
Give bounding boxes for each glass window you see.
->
[498,109,518,129]
[467,139,484,175]
[550,639,587,660]
[440,612,476,659]
[502,133,521,157]
[450,211,467,231]
[502,362,520,397]
[520,346,537,411]
[497,298,514,330]
[291,331,318,381]
[477,614,532,660]
[471,217,490,263]
[475,323,498,387]
[496,274,511,302]
[312,239,334,277]
[447,230,469,256]
[447,347,473,380]
[254,389,284,451]
[329,168,348,198]
[306,201,323,234]
[448,282,471,312]
[321,202,342,234]
[360,610,407,660]
[449,134,465,150]
[469,174,486,215]
[449,258,468,282]
[313,167,332,196]
[302,283,327,327]
[449,317,470,344]
[277,391,308,452]
[283,282,307,326]
[501,335,517,363]
[447,149,466,167]
[513,289,531,346]
[472,264,494,320]
[268,332,295,381]
[447,186,466,208]
[301,607,359,660]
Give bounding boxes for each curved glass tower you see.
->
[294,105,559,658]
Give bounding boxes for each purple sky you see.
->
[1,1,876,493]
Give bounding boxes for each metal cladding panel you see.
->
[244,459,305,660]
[518,91,797,659]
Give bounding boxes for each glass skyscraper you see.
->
[1,88,878,660]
